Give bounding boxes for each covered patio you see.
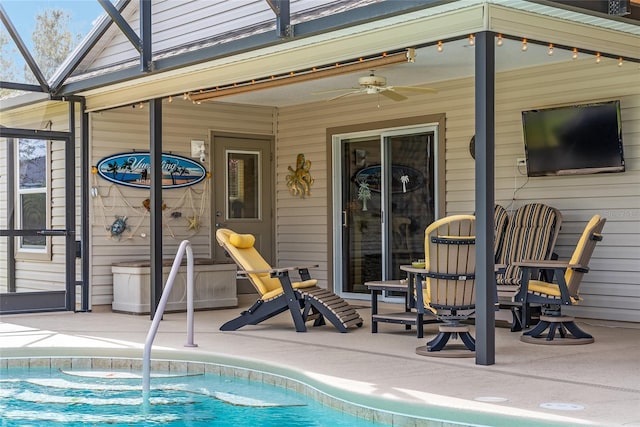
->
[1,0,639,380]
[1,305,639,426]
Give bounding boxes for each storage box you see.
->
[112,259,237,314]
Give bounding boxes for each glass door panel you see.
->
[341,137,381,294]
[336,126,437,299]
[387,132,436,279]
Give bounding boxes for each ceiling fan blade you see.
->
[327,90,361,101]
[380,89,407,102]
[390,85,438,94]
[312,87,360,95]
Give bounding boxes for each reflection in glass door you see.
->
[334,126,437,298]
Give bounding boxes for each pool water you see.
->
[0,367,391,426]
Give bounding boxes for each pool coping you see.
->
[0,347,581,427]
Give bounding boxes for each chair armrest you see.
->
[239,265,319,275]
[512,259,570,269]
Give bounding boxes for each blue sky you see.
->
[1,0,106,78]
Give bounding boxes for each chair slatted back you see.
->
[494,204,509,262]
[565,215,606,298]
[497,203,562,285]
[424,215,476,312]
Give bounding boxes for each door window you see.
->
[226,150,260,220]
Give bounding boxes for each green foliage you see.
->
[24,8,81,82]
[0,29,19,97]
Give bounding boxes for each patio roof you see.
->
[3,0,639,111]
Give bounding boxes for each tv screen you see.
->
[522,100,624,177]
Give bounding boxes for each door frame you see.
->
[327,114,446,300]
[0,127,76,314]
[211,131,275,265]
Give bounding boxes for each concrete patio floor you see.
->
[1,302,639,426]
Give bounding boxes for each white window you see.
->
[16,138,50,254]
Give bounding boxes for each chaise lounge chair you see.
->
[216,228,363,333]
[515,214,605,344]
[401,215,477,357]
[496,203,562,331]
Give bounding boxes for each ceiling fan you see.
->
[314,71,437,102]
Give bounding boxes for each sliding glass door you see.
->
[333,125,437,299]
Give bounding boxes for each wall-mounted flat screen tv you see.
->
[522,100,624,177]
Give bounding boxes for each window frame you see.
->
[14,138,52,260]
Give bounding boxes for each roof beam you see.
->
[57,0,439,95]
[98,0,142,53]
[50,0,131,93]
[0,3,50,92]
[140,0,152,72]
[266,0,291,38]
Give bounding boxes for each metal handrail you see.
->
[142,240,197,399]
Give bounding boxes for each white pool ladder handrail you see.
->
[142,240,197,398]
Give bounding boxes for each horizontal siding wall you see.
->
[276,59,640,322]
[89,100,275,306]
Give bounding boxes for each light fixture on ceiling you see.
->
[596,52,602,63]
[548,43,554,56]
[496,34,503,46]
[618,57,623,67]
[468,34,475,46]
[521,38,528,51]
[572,48,578,59]
[188,49,417,103]
[437,40,443,52]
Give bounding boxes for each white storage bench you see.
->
[112,259,237,314]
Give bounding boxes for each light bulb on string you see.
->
[618,57,623,67]
[521,38,528,51]
[437,40,443,52]
[596,52,601,63]
[547,43,554,56]
[468,34,475,46]
[572,48,578,59]
[496,34,503,46]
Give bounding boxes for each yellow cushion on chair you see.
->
[229,233,256,248]
[528,280,579,304]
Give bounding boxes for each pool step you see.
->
[11,377,306,408]
[61,369,202,379]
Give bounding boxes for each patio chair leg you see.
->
[459,331,476,351]
[427,332,450,351]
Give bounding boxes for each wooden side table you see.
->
[365,279,436,338]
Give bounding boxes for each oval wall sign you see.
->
[354,165,424,193]
[96,152,207,189]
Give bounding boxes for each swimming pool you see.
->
[0,357,403,426]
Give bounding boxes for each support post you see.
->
[474,31,496,366]
[150,99,163,319]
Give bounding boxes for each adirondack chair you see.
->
[216,228,363,333]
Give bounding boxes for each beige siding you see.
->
[88,100,275,305]
[276,59,640,322]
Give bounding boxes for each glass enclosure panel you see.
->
[226,150,260,219]
[342,137,382,294]
[0,135,66,307]
[387,132,436,278]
